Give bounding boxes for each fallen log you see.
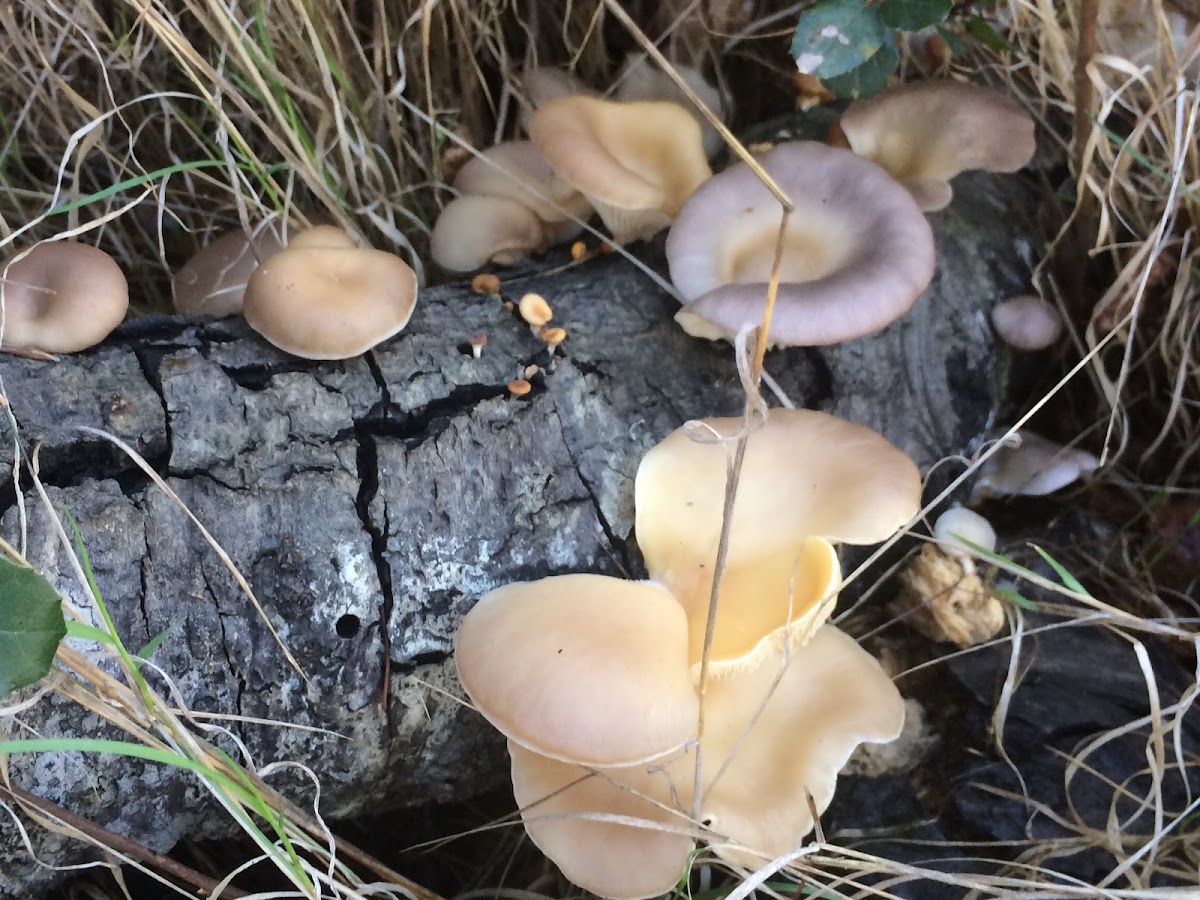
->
[0,164,1035,896]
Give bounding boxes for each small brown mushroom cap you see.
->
[243,238,418,359]
[453,141,591,232]
[838,79,1036,212]
[635,408,922,670]
[454,574,700,766]
[1,242,128,354]
[430,195,548,272]
[509,742,694,900]
[173,224,289,316]
[667,142,936,346]
[529,96,712,244]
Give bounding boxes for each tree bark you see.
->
[0,167,1035,896]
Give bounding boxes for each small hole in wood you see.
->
[336,614,361,638]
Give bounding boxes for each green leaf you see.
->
[0,557,67,699]
[822,36,900,100]
[138,621,182,660]
[936,25,967,57]
[1031,545,1091,596]
[878,0,952,31]
[790,0,889,81]
[995,586,1036,611]
[964,15,1014,51]
[64,621,115,645]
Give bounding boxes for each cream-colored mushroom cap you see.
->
[635,408,921,669]
[430,195,548,272]
[286,224,358,250]
[838,79,1036,212]
[972,431,1099,499]
[675,626,905,866]
[614,53,730,158]
[243,238,417,359]
[173,224,288,316]
[529,96,712,244]
[667,142,935,346]
[455,574,700,766]
[453,141,591,235]
[510,743,695,900]
[991,294,1062,350]
[1,242,128,354]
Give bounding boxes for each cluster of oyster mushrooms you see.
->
[433,74,1049,354]
[455,408,924,899]
[173,222,418,360]
[0,222,419,363]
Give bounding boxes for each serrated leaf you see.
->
[822,36,899,100]
[790,0,889,81]
[965,15,1014,51]
[0,557,67,699]
[878,0,952,31]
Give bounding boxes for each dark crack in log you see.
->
[0,165,1036,896]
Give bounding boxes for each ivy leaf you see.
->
[878,0,953,31]
[822,35,900,100]
[0,556,67,699]
[790,0,889,81]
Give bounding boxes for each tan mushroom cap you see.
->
[286,224,358,250]
[509,742,695,900]
[614,53,729,158]
[635,409,921,670]
[455,574,700,766]
[838,79,1036,212]
[173,224,289,316]
[453,141,592,232]
[243,232,418,359]
[430,195,548,272]
[1,242,128,354]
[529,96,712,244]
[668,626,905,867]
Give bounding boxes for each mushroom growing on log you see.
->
[0,117,1037,897]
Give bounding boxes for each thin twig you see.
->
[0,781,250,898]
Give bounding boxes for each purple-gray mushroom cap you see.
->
[666,142,936,346]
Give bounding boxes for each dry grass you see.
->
[2,0,1200,898]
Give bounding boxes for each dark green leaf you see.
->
[965,15,1014,51]
[0,557,67,699]
[790,0,889,81]
[878,0,952,31]
[936,25,967,57]
[822,36,899,100]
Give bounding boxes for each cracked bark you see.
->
[0,167,1036,897]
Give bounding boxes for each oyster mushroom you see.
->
[172,222,290,316]
[451,141,592,244]
[430,195,548,272]
[835,79,1036,212]
[0,242,128,354]
[636,408,922,670]
[666,141,936,346]
[454,409,916,898]
[243,226,418,359]
[529,96,712,244]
